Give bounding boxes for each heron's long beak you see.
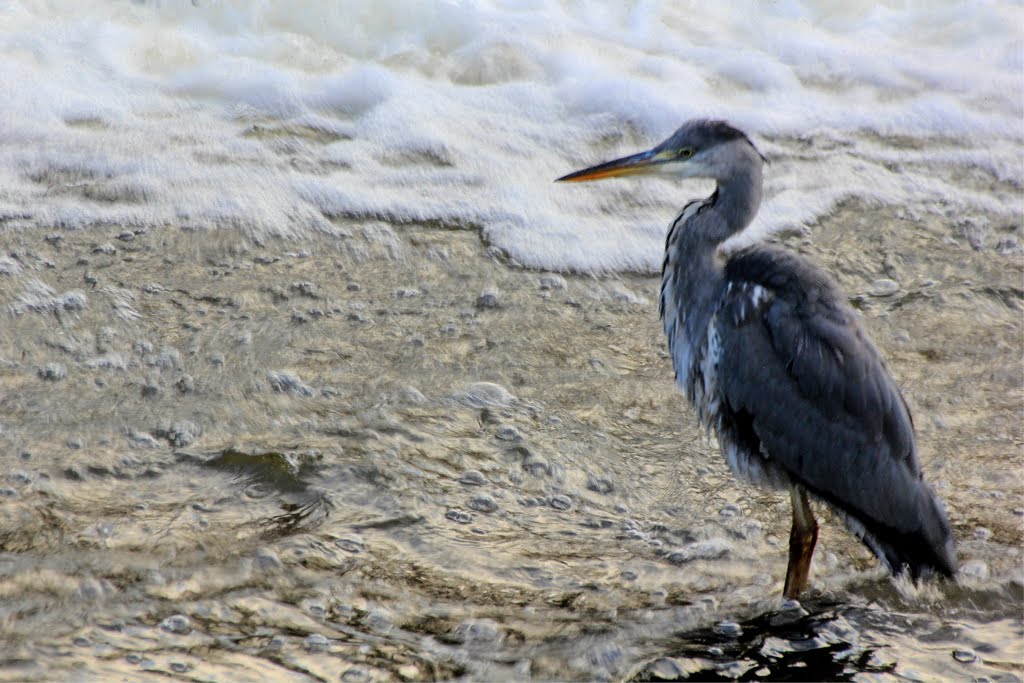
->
[556,148,670,182]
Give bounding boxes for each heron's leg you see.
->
[783,484,818,599]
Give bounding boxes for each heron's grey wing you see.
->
[717,246,956,577]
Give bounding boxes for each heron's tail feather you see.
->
[843,485,957,580]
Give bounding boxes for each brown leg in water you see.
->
[783,484,818,599]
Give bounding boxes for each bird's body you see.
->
[559,119,956,597]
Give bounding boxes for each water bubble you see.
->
[667,539,731,565]
[719,503,741,518]
[961,560,990,580]
[459,470,488,486]
[468,495,498,513]
[476,289,500,309]
[160,614,191,634]
[336,538,365,553]
[37,363,67,381]
[495,425,522,442]
[304,633,329,652]
[254,548,283,570]
[453,382,515,408]
[869,278,900,297]
[643,657,687,679]
[244,483,271,499]
[521,453,551,476]
[452,618,503,644]
[170,662,190,673]
[264,635,286,652]
[550,495,572,511]
[714,621,743,638]
[539,274,566,290]
[397,664,420,679]
[341,668,373,683]
[446,509,472,524]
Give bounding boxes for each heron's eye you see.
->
[678,148,694,159]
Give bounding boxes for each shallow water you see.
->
[0,188,1021,680]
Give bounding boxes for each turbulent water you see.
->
[0,1,1022,681]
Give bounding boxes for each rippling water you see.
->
[0,1,1022,681]
[1,199,1021,680]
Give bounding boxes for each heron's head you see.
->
[556,119,765,184]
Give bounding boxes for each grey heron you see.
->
[557,119,957,598]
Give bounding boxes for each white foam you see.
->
[0,1,1019,273]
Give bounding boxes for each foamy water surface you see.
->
[0,0,1021,270]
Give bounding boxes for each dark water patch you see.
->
[176,447,324,494]
[631,603,895,682]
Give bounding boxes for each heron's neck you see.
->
[711,163,762,241]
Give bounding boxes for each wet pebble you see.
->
[160,614,191,635]
[952,648,977,663]
[458,470,488,486]
[550,494,573,511]
[73,636,90,647]
[869,278,900,297]
[264,635,286,652]
[445,509,473,524]
[170,662,189,673]
[454,381,515,408]
[467,495,498,513]
[708,646,724,657]
[304,633,329,652]
[973,527,992,541]
[37,363,67,381]
[476,288,500,309]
